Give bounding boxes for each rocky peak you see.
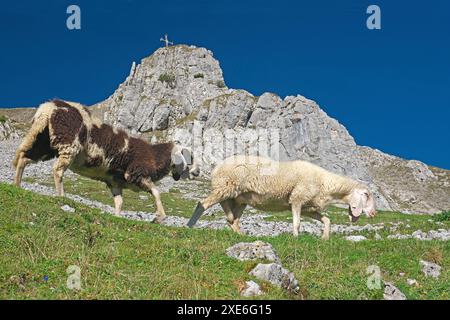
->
[102,45,228,133]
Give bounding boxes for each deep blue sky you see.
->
[1,0,449,169]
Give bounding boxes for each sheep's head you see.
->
[171,145,200,181]
[347,186,376,222]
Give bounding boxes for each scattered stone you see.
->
[387,229,450,241]
[383,281,407,300]
[345,235,367,242]
[374,233,382,240]
[138,195,149,200]
[399,272,405,277]
[420,260,441,279]
[226,241,280,263]
[406,279,418,286]
[249,263,299,293]
[240,280,263,297]
[60,205,75,213]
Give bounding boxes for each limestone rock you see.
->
[383,281,407,300]
[345,235,367,242]
[61,205,75,213]
[0,117,19,140]
[249,263,299,293]
[240,280,263,297]
[406,279,418,286]
[420,260,441,279]
[226,241,280,263]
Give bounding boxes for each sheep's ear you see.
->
[171,145,187,177]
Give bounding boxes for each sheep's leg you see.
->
[231,202,246,234]
[187,191,226,227]
[291,203,302,237]
[14,152,32,187]
[53,154,73,197]
[110,187,123,216]
[304,211,331,240]
[220,200,245,234]
[141,179,166,223]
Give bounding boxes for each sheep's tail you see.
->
[13,102,55,168]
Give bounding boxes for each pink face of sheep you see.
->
[347,187,376,222]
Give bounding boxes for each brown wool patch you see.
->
[90,124,127,158]
[78,124,87,144]
[50,105,84,146]
[125,139,174,183]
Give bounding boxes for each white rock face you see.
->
[0,118,19,140]
[101,45,228,133]
[60,205,75,213]
[345,235,367,242]
[420,260,441,278]
[406,279,418,286]
[241,280,263,297]
[97,44,450,214]
[388,229,450,241]
[383,281,407,300]
[249,263,299,293]
[226,241,280,263]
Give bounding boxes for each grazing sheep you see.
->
[13,99,199,222]
[187,155,376,239]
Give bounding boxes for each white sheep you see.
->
[187,155,376,239]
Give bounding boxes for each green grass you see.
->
[434,211,450,222]
[1,182,449,299]
[0,115,7,123]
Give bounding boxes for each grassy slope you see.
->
[0,182,449,300]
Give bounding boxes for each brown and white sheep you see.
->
[187,155,376,239]
[13,99,199,222]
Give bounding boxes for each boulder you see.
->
[420,260,441,278]
[249,263,299,293]
[226,241,280,263]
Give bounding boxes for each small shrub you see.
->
[158,73,176,83]
[216,80,226,88]
[0,115,7,123]
[194,73,204,79]
[434,210,450,222]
